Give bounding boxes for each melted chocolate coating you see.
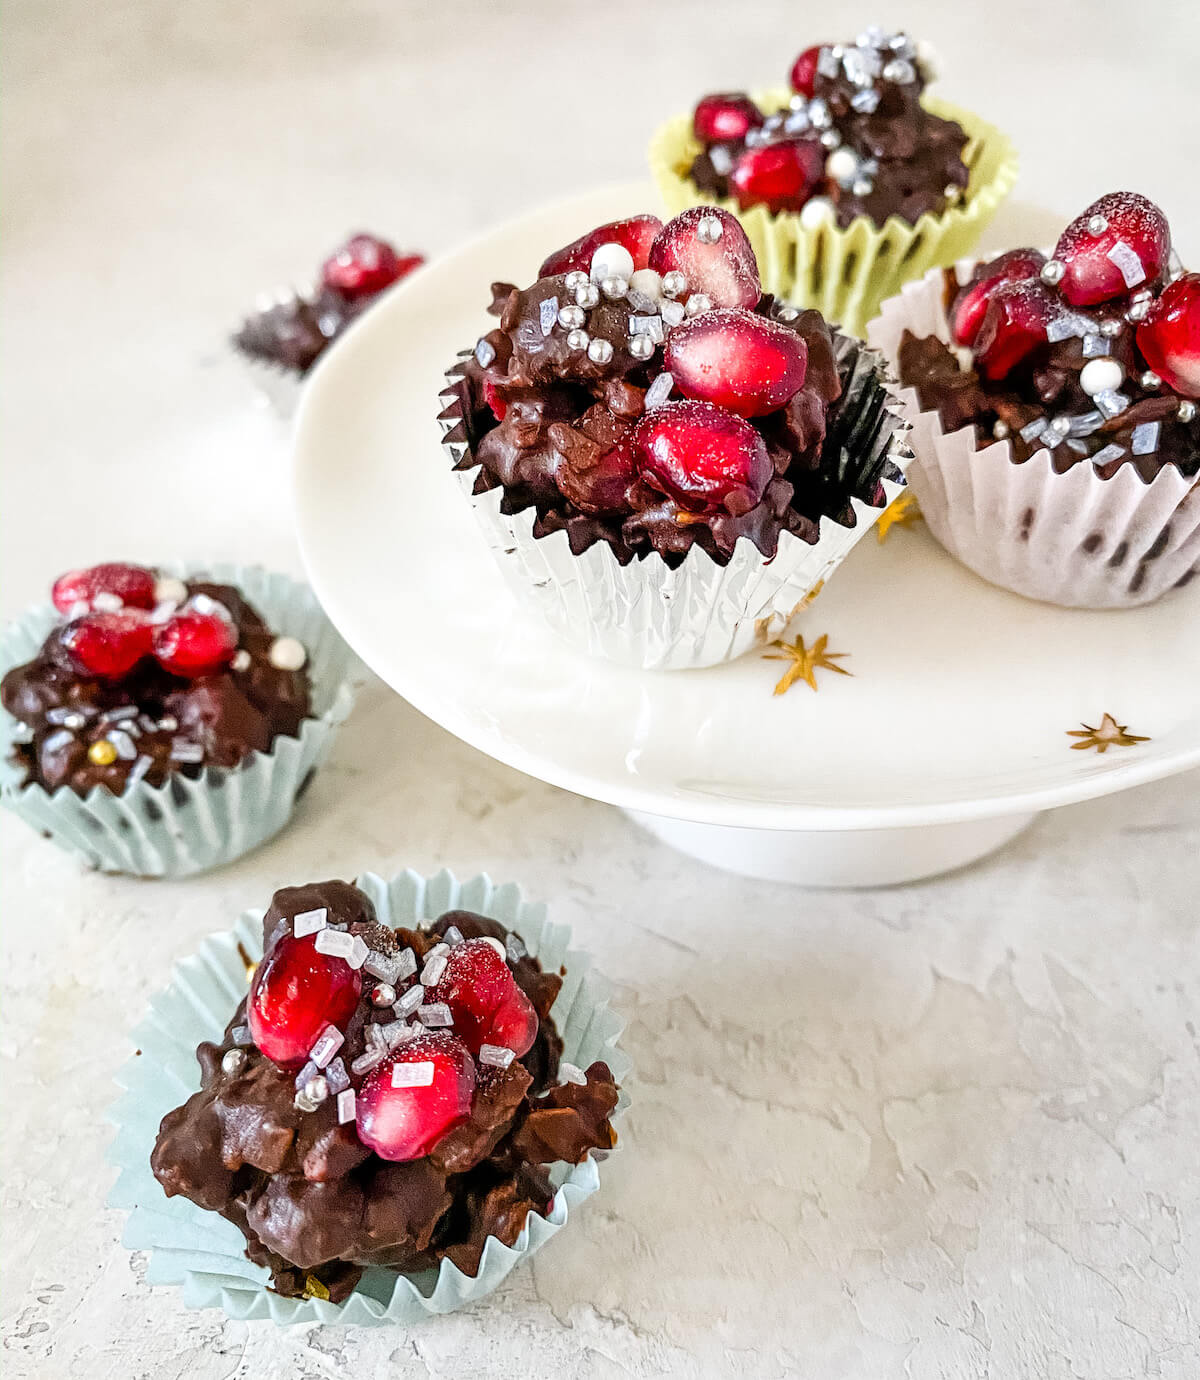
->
[898,269,1200,482]
[233,287,373,376]
[688,53,968,229]
[1,579,310,795]
[151,881,619,1300]
[453,276,900,568]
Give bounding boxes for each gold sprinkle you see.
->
[303,1274,330,1301]
[764,633,853,696]
[236,941,257,984]
[875,491,922,543]
[88,740,118,767]
[1067,713,1150,754]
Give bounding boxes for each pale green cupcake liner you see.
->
[107,867,630,1326]
[0,563,359,876]
[648,90,1018,336]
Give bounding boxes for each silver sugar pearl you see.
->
[574,283,600,309]
[993,420,1010,439]
[600,275,629,300]
[1040,260,1065,286]
[808,98,832,130]
[1049,416,1071,438]
[851,178,874,198]
[1087,214,1109,236]
[564,270,589,292]
[685,293,713,317]
[628,333,655,361]
[661,270,688,299]
[775,305,799,322]
[1126,299,1151,323]
[882,58,916,83]
[820,129,842,149]
[371,983,397,1007]
[1179,400,1197,423]
[1141,371,1162,390]
[222,1049,246,1075]
[587,337,614,365]
[566,328,590,351]
[557,304,585,330]
[697,215,723,244]
[1100,318,1123,338]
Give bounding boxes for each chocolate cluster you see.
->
[151,882,618,1301]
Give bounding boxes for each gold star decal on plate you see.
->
[1067,713,1150,753]
[765,633,853,695]
[876,491,922,543]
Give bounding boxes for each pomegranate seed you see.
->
[152,610,237,678]
[481,376,508,421]
[321,234,423,299]
[429,939,538,1058]
[631,400,772,516]
[789,45,824,98]
[665,308,808,418]
[950,249,1047,347]
[1053,192,1171,308]
[51,562,157,615]
[247,931,363,1069]
[1137,272,1200,399]
[729,138,825,215]
[648,207,761,311]
[356,1032,476,1162]
[693,93,764,145]
[59,611,152,681]
[538,215,663,278]
[973,279,1059,381]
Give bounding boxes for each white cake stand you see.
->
[292,184,1200,887]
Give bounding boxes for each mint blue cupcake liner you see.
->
[107,868,630,1326]
[0,563,359,876]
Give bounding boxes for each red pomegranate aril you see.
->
[430,939,538,1058]
[482,376,508,421]
[632,400,772,516]
[973,279,1059,381]
[789,45,824,98]
[247,932,363,1069]
[538,215,664,278]
[59,611,153,681]
[951,249,1047,347]
[693,93,764,145]
[321,234,421,299]
[665,308,808,417]
[729,138,825,215]
[1137,272,1200,399]
[647,207,761,310]
[52,562,157,615]
[1053,192,1171,307]
[356,1032,476,1162]
[153,611,237,678]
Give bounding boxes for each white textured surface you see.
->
[1,2,1198,1377]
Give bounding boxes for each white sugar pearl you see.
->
[800,197,836,229]
[1079,358,1125,397]
[268,635,307,671]
[825,148,859,185]
[155,576,188,604]
[629,268,663,302]
[589,242,635,285]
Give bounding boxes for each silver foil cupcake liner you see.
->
[0,563,360,876]
[107,867,630,1326]
[438,336,913,670]
[867,265,1200,608]
[232,282,321,421]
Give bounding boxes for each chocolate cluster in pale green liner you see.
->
[107,868,630,1326]
[649,92,1018,337]
[0,563,359,875]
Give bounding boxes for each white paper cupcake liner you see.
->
[233,283,319,420]
[867,266,1200,608]
[0,563,359,876]
[440,335,913,670]
[107,867,630,1327]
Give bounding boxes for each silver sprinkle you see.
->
[1130,421,1161,456]
[558,1061,587,1087]
[1091,444,1126,467]
[882,57,915,84]
[1040,260,1065,286]
[391,1061,435,1089]
[574,283,600,309]
[505,933,527,962]
[371,983,397,1007]
[1100,319,1123,338]
[660,299,686,327]
[557,304,586,330]
[443,926,464,947]
[99,705,139,724]
[851,178,874,198]
[564,270,589,292]
[1179,400,1197,423]
[697,215,723,245]
[816,46,841,79]
[350,1047,386,1076]
[538,297,558,337]
[230,1024,253,1046]
[421,951,448,986]
[1088,213,1109,235]
[843,45,882,85]
[807,98,832,130]
[474,337,496,368]
[46,707,85,728]
[600,275,629,301]
[325,1057,350,1095]
[157,715,178,732]
[10,722,33,745]
[1020,418,1049,443]
[628,333,655,361]
[684,293,713,317]
[108,729,137,761]
[644,372,675,409]
[775,305,800,322]
[1094,389,1130,419]
[1107,241,1147,290]
[820,129,842,149]
[1140,370,1162,390]
[1126,298,1151,323]
[221,1049,246,1075]
[169,740,204,764]
[479,1044,516,1069]
[1066,411,1104,437]
[1081,333,1108,357]
[587,337,614,365]
[363,949,402,984]
[783,110,811,135]
[292,907,328,938]
[993,420,1010,439]
[851,88,881,113]
[394,985,424,1018]
[566,328,590,351]
[295,1074,328,1111]
[42,729,75,754]
[309,1025,344,1068]
[626,288,659,315]
[336,1088,356,1124]
[416,1002,453,1028]
[660,270,688,299]
[708,144,734,175]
